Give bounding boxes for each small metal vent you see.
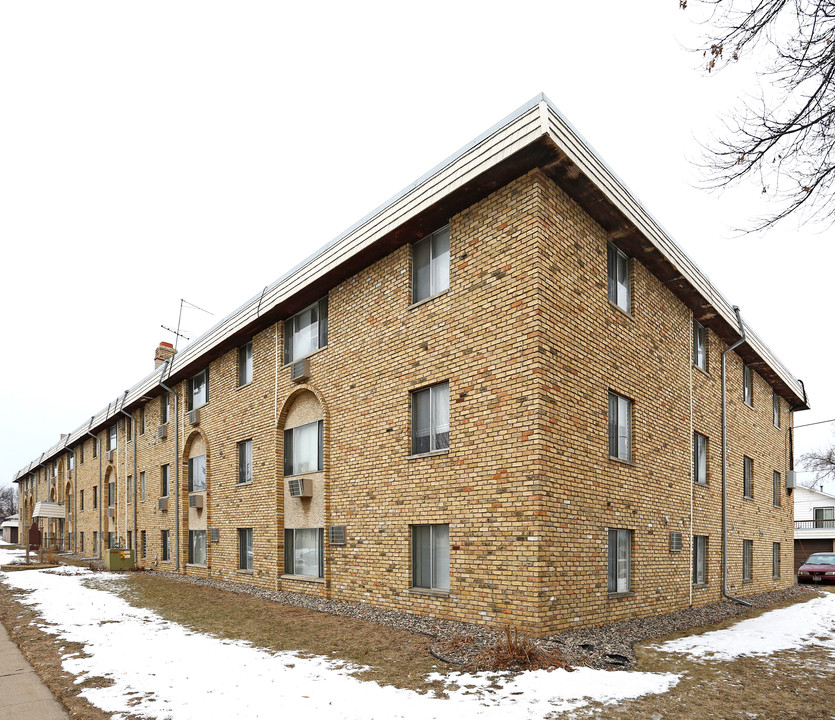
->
[188,494,204,509]
[329,525,346,545]
[288,478,312,498]
[107,450,116,463]
[158,497,168,512]
[786,471,796,490]
[290,358,310,383]
[188,409,201,426]
[669,532,683,552]
[209,528,220,542]
[157,424,168,439]
[106,508,115,518]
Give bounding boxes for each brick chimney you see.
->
[154,341,177,368]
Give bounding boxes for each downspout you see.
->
[722,306,753,608]
[688,312,694,608]
[159,361,180,571]
[85,415,103,559]
[63,437,75,553]
[119,391,137,556]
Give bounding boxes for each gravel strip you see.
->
[82,561,821,672]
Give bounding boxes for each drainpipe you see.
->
[722,306,753,608]
[63,437,76,553]
[119,391,138,557]
[86,414,103,559]
[159,361,180,571]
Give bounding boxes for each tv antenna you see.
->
[161,299,214,350]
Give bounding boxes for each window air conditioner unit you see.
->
[669,532,683,553]
[188,409,201,426]
[106,508,115,518]
[786,471,797,490]
[290,358,310,383]
[329,525,347,545]
[209,528,220,542]
[107,450,116,463]
[288,478,313,498]
[188,494,204,509]
[158,497,168,512]
[157,424,168,439]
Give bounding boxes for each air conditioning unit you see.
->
[157,424,168,439]
[786,471,797,490]
[158,497,168,512]
[188,409,201,426]
[106,508,115,518]
[290,358,310,383]
[209,528,220,542]
[107,450,116,463]
[188,494,204,509]
[329,525,347,545]
[288,478,313,498]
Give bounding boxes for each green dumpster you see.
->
[104,548,136,571]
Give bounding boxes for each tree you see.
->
[0,485,17,519]
[800,446,835,488]
[683,0,835,230]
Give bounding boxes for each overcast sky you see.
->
[1,2,832,495]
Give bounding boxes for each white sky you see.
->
[1,1,832,493]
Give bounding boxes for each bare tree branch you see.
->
[800,446,835,486]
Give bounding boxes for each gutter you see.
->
[721,306,753,608]
[159,361,180,571]
[119,391,138,556]
[85,414,103,560]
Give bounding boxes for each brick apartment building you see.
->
[13,95,808,634]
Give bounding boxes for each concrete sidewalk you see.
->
[0,620,69,719]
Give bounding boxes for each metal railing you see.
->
[795,519,835,529]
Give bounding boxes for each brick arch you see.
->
[277,385,329,432]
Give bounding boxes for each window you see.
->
[107,532,116,549]
[608,392,632,461]
[187,369,209,411]
[607,242,630,312]
[80,489,85,512]
[693,535,708,585]
[93,532,98,554]
[743,456,753,499]
[607,528,632,594]
[412,226,450,303]
[93,486,98,509]
[693,320,707,371]
[284,528,323,577]
[80,443,85,464]
[161,394,170,425]
[108,481,115,507]
[284,298,328,364]
[239,528,253,571]
[773,471,781,507]
[79,532,84,553]
[127,531,132,550]
[139,406,145,435]
[743,539,753,581]
[127,475,133,504]
[411,382,450,455]
[109,425,117,451]
[694,432,708,485]
[773,393,780,428]
[188,530,207,565]
[743,365,753,406]
[140,471,146,502]
[238,440,253,484]
[814,507,835,528]
[188,454,207,493]
[412,524,450,591]
[141,530,146,559]
[161,464,170,497]
[238,341,253,386]
[284,421,323,476]
[126,416,132,442]
[773,542,781,579]
[69,453,75,471]
[161,530,170,561]
[92,436,98,458]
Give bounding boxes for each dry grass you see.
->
[440,626,574,672]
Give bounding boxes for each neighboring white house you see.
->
[1,513,19,544]
[794,486,835,572]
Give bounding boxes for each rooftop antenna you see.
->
[161,299,213,351]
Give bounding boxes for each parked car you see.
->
[797,553,835,584]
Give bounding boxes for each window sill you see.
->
[283,471,320,479]
[236,569,254,575]
[743,495,754,501]
[186,563,207,569]
[694,481,710,488]
[607,591,635,600]
[608,300,633,319]
[236,382,253,391]
[744,401,754,410]
[692,582,709,590]
[772,575,781,581]
[693,365,710,378]
[282,344,328,368]
[608,455,636,467]
[407,449,450,461]
[408,289,449,311]
[236,481,253,487]
[742,578,753,584]
[407,587,450,598]
[281,574,325,584]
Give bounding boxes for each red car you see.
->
[797,553,835,584]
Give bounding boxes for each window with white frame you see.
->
[814,506,835,528]
[743,365,753,406]
[284,298,328,364]
[694,432,708,485]
[743,456,753,499]
[188,454,207,493]
[693,319,707,371]
[188,529,206,565]
[238,439,253,484]
[773,542,781,579]
[743,539,753,581]
[412,524,449,592]
[773,392,780,427]
[284,528,323,577]
[411,382,450,455]
[693,535,707,585]
[239,528,253,571]
[108,481,115,507]
[109,425,117,451]
[284,421,323,476]
[187,369,209,411]
[161,394,170,425]
[412,226,450,304]
[238,341,253,386]
[607,242,630,312]
[69,453,75,471]
[607,528,632,594]
[608,392,632,461]
[127,475,133,504]
[161,464,170,497]
[140,471,146,502]
[161,529,170,561]
[773,471,781,507]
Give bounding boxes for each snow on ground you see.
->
[0,545,678,719]
[655,591,835,661]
